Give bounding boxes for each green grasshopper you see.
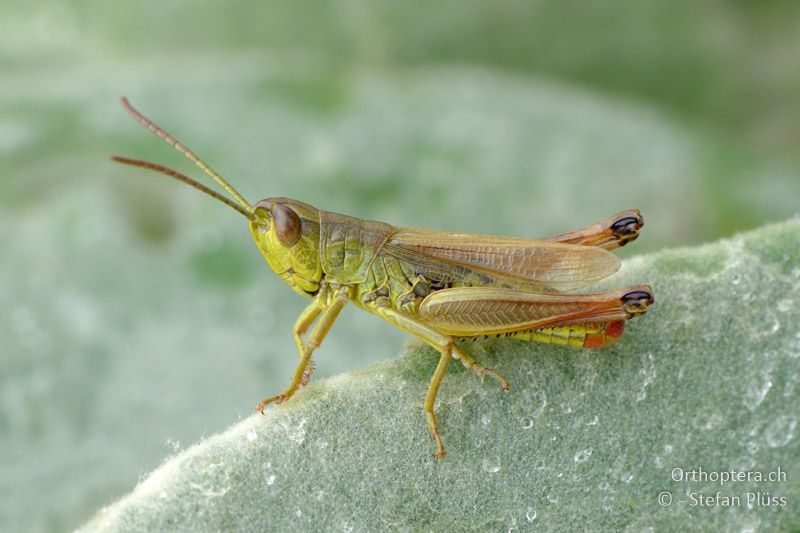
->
[113,98,654,458]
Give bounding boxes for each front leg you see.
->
[293,299,324,386]
[257,285,351,412]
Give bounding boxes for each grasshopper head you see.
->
[250,198,323,296]
[112,97,323,297]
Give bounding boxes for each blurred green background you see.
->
[2,1,800,531]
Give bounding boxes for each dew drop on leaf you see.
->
[482,456,502,473]
[765,415,797,448]
[574,448,593,463]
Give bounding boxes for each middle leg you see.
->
[452,344,510,392]
[374,306,482,458]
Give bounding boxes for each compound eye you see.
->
[272,204,302,246]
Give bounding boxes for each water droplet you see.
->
[481,414,492,426]
[697,412,723,431]
[521,417,534,429]
[777,299,793,313]
[531,389,548,417]
[635,353,656,402]
[282,418,308,444]
[574,448,593,463]
[744,374,772,411]
[620,472,634,483]
[525,508,537,522]
[246,429,258,442]
[546,492,558,504]
[586,415,599,426]
[319,440,329,449]
[664,444,673,454]
[342,520,354,532]
[746,441,758,454]
[188,462,230,498]
[561,404,572,415]
[731,274,741,285]
[765,415,796,448]
[316,490,325,501]
[535,460,545,470]
[482,456,502,473]
[295,508,303,517]
[266,474,276,486]
[762,310,781,336]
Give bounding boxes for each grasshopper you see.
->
[113,97,654,458]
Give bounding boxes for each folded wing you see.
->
[382,228,620,292]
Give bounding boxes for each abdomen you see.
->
[458,320,625,348]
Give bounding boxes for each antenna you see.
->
[116,97,253,214]
[110,156,256,221]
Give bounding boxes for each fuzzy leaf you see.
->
[83,219,800,531]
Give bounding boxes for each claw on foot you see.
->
[256,394,286,413]
[472,364,511,392]
[479,367,510,392]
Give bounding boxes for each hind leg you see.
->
[544,209,643,250]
